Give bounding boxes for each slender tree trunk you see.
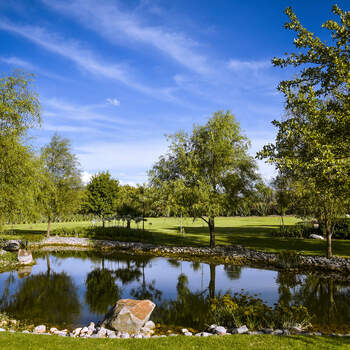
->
[47,217,51,237]
[180,213,183,235]
[209,217,215,248]
[127,220,131,229]
[102,218,105,228]
[324,218,333,258]
[209,264,216,298]
[327,231,332,258]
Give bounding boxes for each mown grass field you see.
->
[3,216,350,258]
[0,333,350,350]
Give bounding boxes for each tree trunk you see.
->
[47,218,51,237]
[327,231,332,258]
[323,218,333,258]
[102,218,105,228]
[209,264,216,299]
[127,220,131,229]
[209,217,215,248]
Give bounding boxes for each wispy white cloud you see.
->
[41,0,212,75]
[0,55,68,81]
[106,98,120,106]
[0,56,36,70]
[41,97,138,131]
[76,139,167,184]
[228,59,271,71]
[0,19,162,95]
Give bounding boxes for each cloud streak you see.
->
[0,19,165,95]
[41,0,212,75]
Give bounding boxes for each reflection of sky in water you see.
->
[7,252,347,328]
[0,253,281,326]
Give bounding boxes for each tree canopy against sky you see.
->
[0,71,41,227]
[149,110,259,248]
[84,171,119,227]
[40,133,82,235]
[258,5,350,257]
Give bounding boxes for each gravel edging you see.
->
[30,237,350,274]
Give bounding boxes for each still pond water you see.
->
[0,251,349,331]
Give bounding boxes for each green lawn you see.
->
[0,333,350,350]
[3,216,350,257]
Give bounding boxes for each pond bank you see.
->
[30,236,350,275]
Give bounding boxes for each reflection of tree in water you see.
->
[85,268,121,314]
[276,272,350,328]
[154,273,209,329]
[276,271,302,305]
[224,264,242,280]
[0,255,80,326]
[293,276,350,327]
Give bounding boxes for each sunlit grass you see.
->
[3,216,350,257]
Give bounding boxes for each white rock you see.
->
[34,325,46,333]
[80,327,89,334]
[0,328,6,332]
[73,327,82,336]
[49,327,58,333]
[231,325,248,334]
[120,333,130,339]
[184,332,192,336]
[134,334,143,338]
[309,234,324,240]
[22,330,30,333]
[214,326,227,335]
[144,320,155,330]
[181,328,189,334]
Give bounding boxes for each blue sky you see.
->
[1,0,348,185]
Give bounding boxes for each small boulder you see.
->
[3,240,21,252]
[309,234,324,240]
[102,299,155,334]
[231,325,248,334]
[34,325,46,333]
[214,326,227,335]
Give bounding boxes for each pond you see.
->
[0,250,349,332]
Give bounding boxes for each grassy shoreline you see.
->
[1,332,350,350]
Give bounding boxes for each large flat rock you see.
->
[102,299,155,334]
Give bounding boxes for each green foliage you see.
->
[273,223,315,239]
[210,292,311,330]
[258,5,350,257]
[84,172,119,226]
[329,218,350,240]
[50,225,154,243]
[0,71,41,228]
[276,250,301,269]
[149,110,259,247]
[40,134,83,235]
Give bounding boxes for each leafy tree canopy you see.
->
[149,110,259,247]
[258,5,350,257]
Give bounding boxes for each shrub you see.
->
[276,250,301,268]
[209,292,311,330]
[273,222,319,239]
[329,218,350,240]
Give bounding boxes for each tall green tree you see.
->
[149,111,259,248]
[0,71,41,228]
[40,134,82,236]
[85,171,119,227]
[258,5,350,257]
